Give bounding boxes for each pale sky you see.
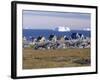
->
[22,10,91,30]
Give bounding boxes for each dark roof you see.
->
[71,33,78,39]
[79,34,82,37]
[37,36,43,41]
[49,34,55,40]
[64,37,69,40]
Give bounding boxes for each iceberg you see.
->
[83,28,90,31]
[55,26,71,32]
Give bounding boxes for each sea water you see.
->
[23,29,91,40]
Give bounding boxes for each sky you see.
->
[22,10,91,30]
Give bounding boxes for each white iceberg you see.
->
[83,28,90,31]
[55,26,71,32]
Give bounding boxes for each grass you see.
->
[23,48,90,69]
